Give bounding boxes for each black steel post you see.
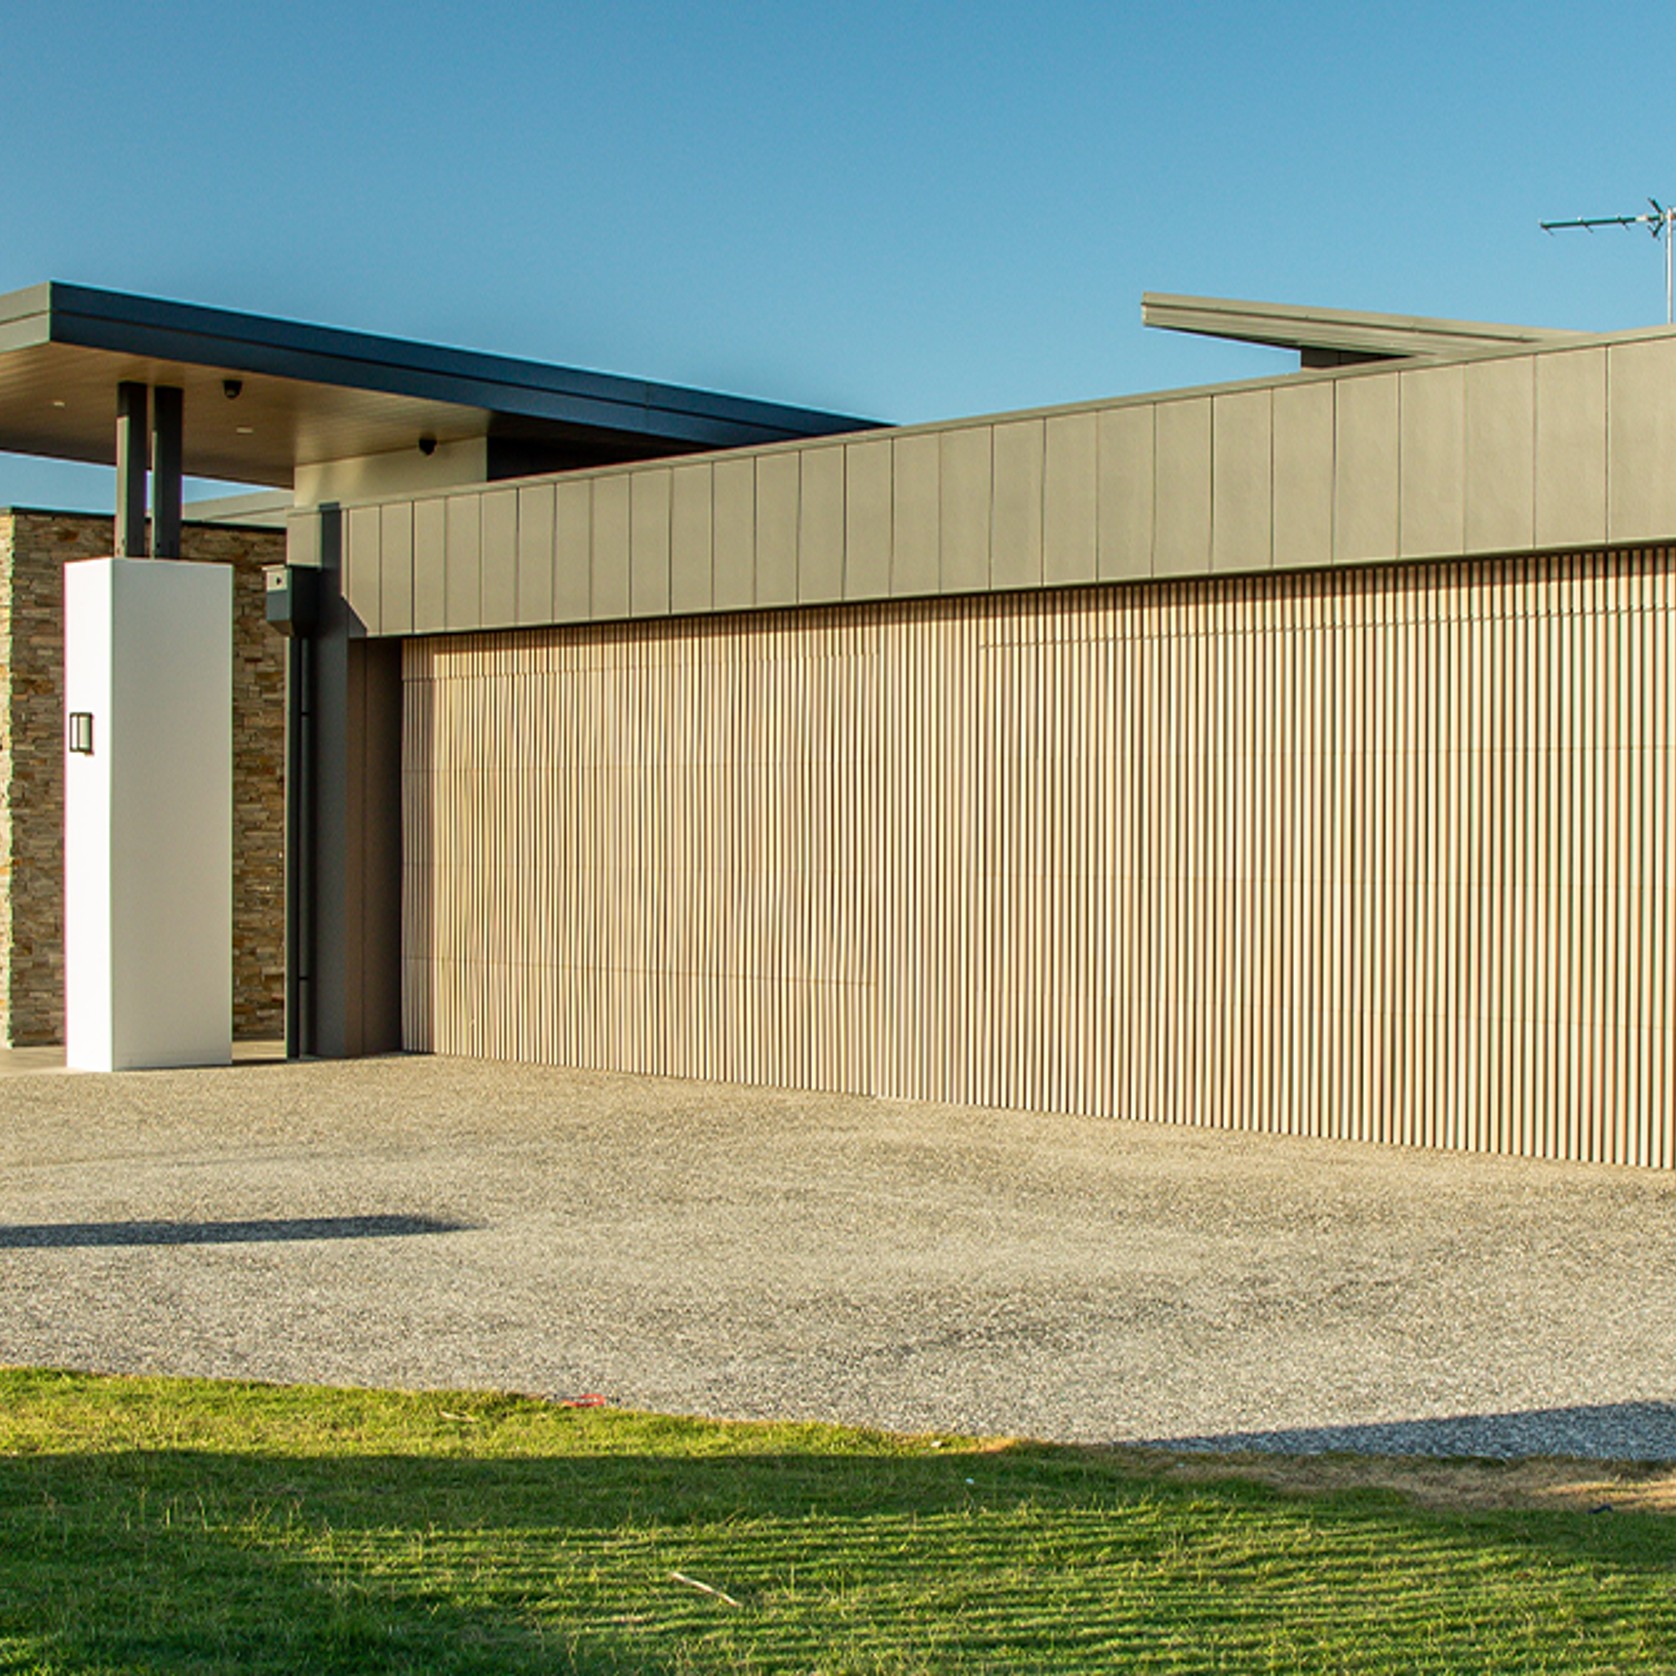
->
[284,632,314,1057]
[150,386,183,558]
[114,382,147,557]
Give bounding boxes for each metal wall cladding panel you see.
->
[444,494,482,631]
[1398,363,1465,560]
[991,418,1045,588]
[412,497,447,632]
[1535,347,1608,550]
[1096,405,1153,580]
[590,475,631,620]
[479,488,519,630]
[1211,389,1273,573]
[844,437,892,599]
[712,456,757,611]
[515,483,555,626]
[380,502,415,635]
[892,431,941,595]
[1043,412,1098,585]
[553,478,592,621]
[344,504,382,633]
[940,426,991,591]
[1464,355,1535,555]
[1333,373,1400,564]
[1608,336,1676,544]
[797,446,844,603]
[630,469,673,616]
[754,451,799,607]
[404,545,1676,1168]
[1153,398,1211,575]
[1272,380,1334,570]
[670,461,715,614]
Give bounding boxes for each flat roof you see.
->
[0,282,877,487]
[1141,293,1582,361]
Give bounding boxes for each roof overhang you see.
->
[0,282,878,488]
[1142,292,1583,365]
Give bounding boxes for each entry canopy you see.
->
[0,281,876,488]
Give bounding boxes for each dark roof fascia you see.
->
[10,281,878,447]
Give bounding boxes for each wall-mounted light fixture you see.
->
[67,712,93,755]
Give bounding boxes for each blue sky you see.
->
[3,0,1672,510]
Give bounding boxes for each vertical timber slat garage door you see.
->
[403,548,1676,1167]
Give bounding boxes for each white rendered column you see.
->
[64,558,232,1071]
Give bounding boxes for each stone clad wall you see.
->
[0,511,286,1044]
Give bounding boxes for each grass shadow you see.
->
[6,1418,1676,1673]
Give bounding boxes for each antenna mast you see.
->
[1542,199,1676,325]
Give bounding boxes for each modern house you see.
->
[1,280,1671,1165]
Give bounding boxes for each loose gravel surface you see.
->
[2,1055,1675,1458]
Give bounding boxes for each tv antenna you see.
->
[1541,199,1676,325]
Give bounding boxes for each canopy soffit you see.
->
[0,282,876,488]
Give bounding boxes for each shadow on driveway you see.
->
[0,1214,473,1248]
[1141,1400,1676,1460]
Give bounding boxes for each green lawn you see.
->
[1,1369,1673,1674]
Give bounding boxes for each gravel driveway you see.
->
[2,1054,1674,1458]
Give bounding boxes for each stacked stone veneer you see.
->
[0,511,286,1044]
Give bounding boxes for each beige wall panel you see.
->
[1398,363,1465,559]
[553,478,592,620]
[797,446,844,604]
[1272,380,1334,570]
[845,437,892,599]
[670,462,715,614]
[755,451,800,608]
[444,494,481,631]
[406,546,1676,1168]
[380,502,415,635]
[1535,348,1608,550]
[515,483,555,626]
[1044,412,1098,585]
[479,488,519,629]
[1096,404,1153,580]
[1211,389,1273,573]
[1334,373,1399,564]
[1608,336,1676,544]
[1153,398,1211,575]
[344,504,382,633]
[991,419,1044,588]
[591,475,631,620]
[940,426,992,592]
[892,431,941,595]
[287,512,320,571]
[713,456,757,611]
[1463,355,1535,555]
[630,469,673,616]
[412,496,447,632]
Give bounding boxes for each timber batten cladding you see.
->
[334,317,1676,1166]
[403,551,1674,1167]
